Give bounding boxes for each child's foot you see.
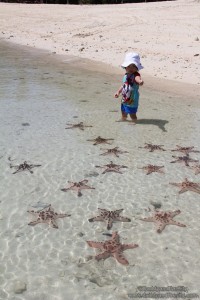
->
[129,119,137,125]
[116,118,128,122]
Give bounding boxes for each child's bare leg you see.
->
[130,113,137,123]
[121,111,128,121]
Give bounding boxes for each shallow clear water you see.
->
[0,41,200,300]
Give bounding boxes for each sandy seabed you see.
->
[0,1,200,299]
[0,40,200,300]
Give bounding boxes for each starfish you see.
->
[170,178,200,194]
[27,204,70,229]
[87,136,114,146]
[88,208,131,230]
[95,161,128,174]
[65,122,92,131]
[87,231,138,265]
[171,145,200,155]
[140,209,186,233]
[61,179,95,197]
[170,154,198,167]
[10,160,41,174]
[139,143,166,152]
[190,164,200,175]
[138,164,165,175]
[100,147,128,158]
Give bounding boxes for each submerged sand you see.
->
[0,40,200,300]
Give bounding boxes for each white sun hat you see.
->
[121,52,144,70]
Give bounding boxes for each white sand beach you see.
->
[0,0,200,96]
[0,1,200,300]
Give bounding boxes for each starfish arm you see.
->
[80,185,95,190]
[146,170,154,175]
[169,182,182,187]
[113,251,129,265]
[112,231,120,243]
[60,188,70,192]
[188,187,200,194]
[95,251,111,261]
[27,169,34,174]
[156,222,167,233]
[170,160,178,164]
[12,169,23,174]
[158,169,165,174]
[88,216,104,222]
[168,210,181,217]
[50,219,59,229]
[178,188,190,194]
[100,152,107,156]
[168,220,186,227]
[122,243,139,250]
[28,220,42,226]
[115,216,131,222]
[54,213,70,219]
[27,210,40,216]
[107,218,113,230]
[98,208,108,213]
[80,180,89,184]
[87,241,104,250]
[140,216,155,222]
[113,208,124,214]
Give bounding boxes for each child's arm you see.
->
[114,86,123,98]
[135,74,144,86]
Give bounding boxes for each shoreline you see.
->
[1,39,200,99]
[0,0,200,97]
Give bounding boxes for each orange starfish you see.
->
[170,155,198,167]
[140,209,186,233]
[170,178,200,194]
[95,161,128,174]
[61,180,95,197]
[139,143,166,152]
[88,208,131,230]
[100,147,128,158]
[27,205,70,229]
[171,145,200,155]
[138,164,165,175]
[87,231,138,265]
[87,136,114,145]
[65,122,92,131]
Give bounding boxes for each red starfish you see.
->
[95,161,128,174]
[61,179,95,197]
[139,143,166,152]
[170,178,200,194]
[100,147,128,158]
[65,122,92,131]
[170,155,198,167]
[87,136,114,146]
[171,145,200,155]
[88,208,131,230]
[87,231,138,265]
[27,205,70,229]
[140,209,186,233]
[138,164,165,175]
[9,160,41,174]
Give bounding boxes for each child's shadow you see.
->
[136,119,169,132]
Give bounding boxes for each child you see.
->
[114,52,144,123]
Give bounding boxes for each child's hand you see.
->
[114,92,120,98]
[139,80,144,86]
[114,93,119,98]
